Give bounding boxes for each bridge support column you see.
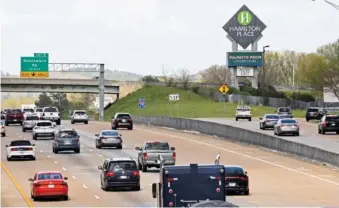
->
[99,64,105,121]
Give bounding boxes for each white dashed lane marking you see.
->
[62,167,67,171]
[72,176,77,179]
[89,149,93,152]
[40,150,43,153]
[47,155,51,158]
[94,195,100,200]
[54,161,58,164]
[98,154,103,157]
[82,184,88,189]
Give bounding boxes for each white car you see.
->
[71,110,89,124]
[34,108,44,119]
[6,139,36,161]
[22,108,35,119]
[42,107,61,125]
[1,121,6,137]
[33,120,56,140]
[235,106,252,121]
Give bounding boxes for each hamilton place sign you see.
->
[223,5,266,49]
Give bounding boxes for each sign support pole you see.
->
[99,64,105,121]
[227,35,239,90]
[250,35,262,89]
[176,100,179,118]
[223,94,227,112]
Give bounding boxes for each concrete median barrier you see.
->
[132,116,339,167]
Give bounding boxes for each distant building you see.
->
[323,87,339,102]
[94,96,114,109]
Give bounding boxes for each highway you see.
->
[195,118,339,153]
[2,121,339,207]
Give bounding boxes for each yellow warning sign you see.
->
[218,84,229,95]
[20,72,49,78]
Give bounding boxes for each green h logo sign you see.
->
[237,11,252,26]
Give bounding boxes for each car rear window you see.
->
[23,109,34,113]
[225,167,244,175]
[37,122,52,127]
[9,109,22,113]
[0,121,3,125]
[26,116,39,120]
[109,161,137,171]
[35,109,43,112]
[58,131,78,138]
[145,142,170,150]
[278,108,291,112]
[116,114,131,119]
[44,107,58,112]
[101,131,119,136]
[325,116,339,122]
[75,111,86,115]
[10,140,31,146]
[307,108,319,112]
[38,173,63,180]
[266,115,280,119]
[281,119,297,124]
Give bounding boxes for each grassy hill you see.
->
[104,85,306,120]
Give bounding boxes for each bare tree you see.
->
[175,68,192,90]
[258,52,280,87]
[162,65,176,87]
[199,65,229,85]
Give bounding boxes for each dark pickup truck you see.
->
[5,109,24,126]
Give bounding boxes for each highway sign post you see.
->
[222,5,266,89]
[20,53,49,78]
[169,94,180,117]
[138,98,145,109]
[219,84,229,112]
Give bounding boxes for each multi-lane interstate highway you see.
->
[2,120,339,207]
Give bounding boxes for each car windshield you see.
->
[26,116,39,120]
[145,142,170,150]
[0,121,3,125]
[307,108,319,112]
[266,115,280,119]
[37,122,52,127]
[44,107,58,112]
[75,111,86,115]
[59,131,78,138]
[38,173,63,180]
[281,119,296,124]
[116,114,131,119]
[35,109,43,112]
[225,167,244,175]
[10,140,31,146]
[9,109,22,114]
[101,131,119,136]
[278,108,291,113]
[326,116,339,122]
[23,109,34,113]
[109,161,137,171]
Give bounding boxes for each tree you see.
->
[199,65,229,85]
[142,75,160,83]
[162,67,176,87]
[50,93,70,115]
[175,68,192,90]
[35,93,53,107]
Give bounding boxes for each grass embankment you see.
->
[104,85,306,120]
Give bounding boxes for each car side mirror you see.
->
[120,134,122,136]
[32,144,35,146]
[98,166,103,170]
[152,183,157,198]
[64,177,68,180]
[28,178,34,182]
[259,117,262,120]
[135,147,141,151]
[95,134,99,137]
[171,147,175,150]
[244,171,247,175]
[111,116,115,119]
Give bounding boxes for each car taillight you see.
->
[26,148,33,151]
[1,126,5,129]
[143,153,148,159]
[61,182,68,186]
[106,172,114,177]
[35,182,41,186]
[10,148,18,151]
[280,124,285,127]
[55,138,59,142]
[323,122,326,127]
[240,177,248,181]
[77,137,80,143]
[132,170,140,176]
[172,152,176,159]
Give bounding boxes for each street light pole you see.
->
[262,45,270,88]
[312,0,339,11]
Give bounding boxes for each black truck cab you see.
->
[152,154,226,207]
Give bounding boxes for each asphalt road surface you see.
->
[1,120,339,207]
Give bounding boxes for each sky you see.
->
[1,0,339,76]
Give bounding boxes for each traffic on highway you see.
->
[2,106,339,207]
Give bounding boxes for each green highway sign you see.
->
[227,52,263,67]
[20,53,49,78]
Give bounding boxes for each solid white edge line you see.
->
[72,176,76,179]
[40,150,43,153]
[136,127,339,187]
[62,167,67,171]
[47,155,50,158]
[54,161,58,164]
[82,184,88,189]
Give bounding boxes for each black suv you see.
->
[98,158,140,191]
[111,112,133,130]
[318,114,339,134]
[305,107,327,121]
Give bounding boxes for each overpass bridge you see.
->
[0,78,120,97]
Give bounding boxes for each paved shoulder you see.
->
[194,118,339,154]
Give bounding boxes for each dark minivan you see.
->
[318,114,339,134]
[225,165,249,195]
[305,107,327,121]
[52,129,80,154]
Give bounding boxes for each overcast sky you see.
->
[1,0,339,76]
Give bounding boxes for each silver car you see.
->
[22,114,39,132]
[274,118,299,136]
[95,130,123,149]
[259,114,280,129]
[71,110,89,124]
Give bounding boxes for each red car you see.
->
[29,171,69,201]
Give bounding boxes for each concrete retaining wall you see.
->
[132,116,339,167]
